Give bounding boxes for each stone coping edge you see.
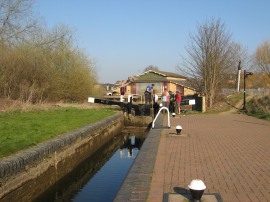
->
[0,113,123,179]
[113,115,163,201]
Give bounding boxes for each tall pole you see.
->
[237,61,241,92]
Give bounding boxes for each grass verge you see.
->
[0,107,116,158]
[207,93,244,113]
[246,95,270,120]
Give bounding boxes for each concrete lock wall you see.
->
[0,113,124,202]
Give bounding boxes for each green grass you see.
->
[247,112,270,120]
[0,107,116,158]
[226,93,244,106]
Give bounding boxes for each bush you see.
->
[247,95,270,120]
[0,30,97,103]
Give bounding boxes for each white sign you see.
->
[88,97,95,103]
[189,99,196,105]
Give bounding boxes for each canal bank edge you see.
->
[114,115,163,202]
[0,113,126,201]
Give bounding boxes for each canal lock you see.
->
[0,113,152,202]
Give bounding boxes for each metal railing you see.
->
[152,107,170,129]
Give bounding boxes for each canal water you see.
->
[34,128,147,202]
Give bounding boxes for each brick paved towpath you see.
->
[148,113,270,202]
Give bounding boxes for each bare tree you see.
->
[254,40,270,78]
[230,42,250,70]
[229,42,250,90]
[0,0,38,45]
[143,65,159,72]
[178,18,239,108]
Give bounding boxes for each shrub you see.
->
[247,95,270,120]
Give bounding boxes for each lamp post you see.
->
[242,70,253,112]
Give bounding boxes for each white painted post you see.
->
[237,61,241,92]
[120,95,124,102]
[88,97,95,103]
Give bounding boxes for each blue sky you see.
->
[34,0,270,83]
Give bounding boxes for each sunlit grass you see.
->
[205,93,243,113]
[0,107,116,158]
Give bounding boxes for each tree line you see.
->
[0,0,98,103]
[1,1,269,107]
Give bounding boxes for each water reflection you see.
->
[34,128,146,202]
[120,135,144,158]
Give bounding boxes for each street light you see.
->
[242,70,253,112]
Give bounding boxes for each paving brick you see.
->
[148,113,270,202]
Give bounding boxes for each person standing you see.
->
[144,84,154,104]
[169,91,175,113]
[175,91,182,114]
[162,88,169,111]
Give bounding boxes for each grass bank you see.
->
[0,107,116,158]
[202,93,244,114]
[246,95,270,120]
